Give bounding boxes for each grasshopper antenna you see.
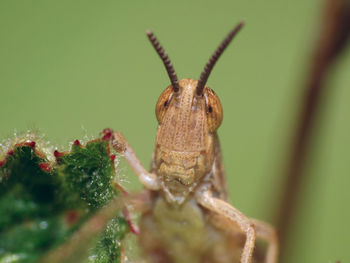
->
[146,30,180,92]
[196,21,245,96]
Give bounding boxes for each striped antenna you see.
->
[196,21,245,96]
[146,30,179,92]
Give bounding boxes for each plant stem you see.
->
[275,0,350,259]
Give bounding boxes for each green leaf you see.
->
[56,140,116,209]
[88,217,128,263]
[0,136,129,263]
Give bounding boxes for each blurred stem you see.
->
[275,0,350,259]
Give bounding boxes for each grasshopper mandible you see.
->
[107,21,278,263]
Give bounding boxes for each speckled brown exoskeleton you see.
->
[109,21,278,263]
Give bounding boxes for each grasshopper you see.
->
[108,21,278,263]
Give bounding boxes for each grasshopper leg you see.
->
[250,219,278,263]
[109,131,160,191]
[196,189,256,263]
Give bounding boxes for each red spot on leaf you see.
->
[7,150,14,156]
[73,139,81,146]
[54,150,65,158]
[101,128,113,141]
[110,154,116,162]
[28,141,36,148]
[39,162,52,172]
[0,159,6,167]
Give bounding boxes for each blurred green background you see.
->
[0,0,349,262]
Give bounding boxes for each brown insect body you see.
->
[110,22,278,263]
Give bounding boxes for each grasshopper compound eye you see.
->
[155,86,173,124]
[204,87,223,132]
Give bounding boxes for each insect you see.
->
[108,21,278,263]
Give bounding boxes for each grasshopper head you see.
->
[147,22,244,204]
[155,78,223,143]
[154,79,222,204]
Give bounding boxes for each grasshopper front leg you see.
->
[196,188,256,263]
[108,130,161,191]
